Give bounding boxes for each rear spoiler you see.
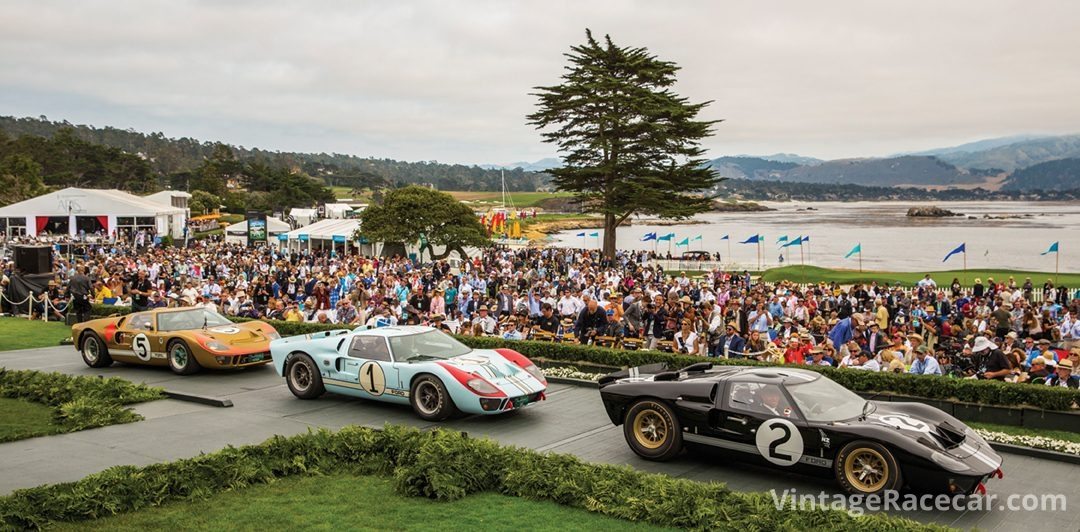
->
[598,361,714,387]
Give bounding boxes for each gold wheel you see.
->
[843,448,888,493]
[632,406,669,450]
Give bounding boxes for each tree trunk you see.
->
[602,213,617,259]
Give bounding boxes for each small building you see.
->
[0,187,188,239]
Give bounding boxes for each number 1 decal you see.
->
[755,418,804,466]
[359,361,386,396]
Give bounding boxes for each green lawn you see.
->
[49,474,671,532]
[761,265,1080,287]
[0,397,62,443]
[968,421,1080,444]
[331,186,374,201]
[0,317,71,351]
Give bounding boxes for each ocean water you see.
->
[548,201,1080,272]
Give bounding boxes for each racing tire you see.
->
[834,440,902,495]
[286,354,325,399]
[623,399,683,461]
[168,339,202,376]
[80,332,112,368]
[410,375,458,422]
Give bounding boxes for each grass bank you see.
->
[50,474,668,532]
[761,265,1080,287]
[0,397,62,442]
[0,318,71,351]
[448,190,573,208]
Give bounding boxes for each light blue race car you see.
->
[269,325,547,421]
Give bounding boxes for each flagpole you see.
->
[800,242,804,265]
[859,249,863,273]
[963,249,967,285]
[1056,248,1060,285]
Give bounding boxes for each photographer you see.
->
[575,298,608,345]
[970,336,1013,381]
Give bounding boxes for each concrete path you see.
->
[1,345,1077,530]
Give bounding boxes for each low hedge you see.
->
[86,304,1080,411]
[0,369,164,437]
[0,424,947,531]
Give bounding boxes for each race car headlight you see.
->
[466,378,500,395]
[930,451,968,472]
[205,340,230,352]
[523,364,546,384]
[265,330,281,340]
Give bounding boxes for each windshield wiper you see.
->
[405,355,439,362]
[860,400,874,421]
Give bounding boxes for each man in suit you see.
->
[495,285,514,319]
[712,322,746,358]
[725,300,748,337]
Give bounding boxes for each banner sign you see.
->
[332,235,346,243]
[246,211,267,245]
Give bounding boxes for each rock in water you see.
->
[907,206,961,217]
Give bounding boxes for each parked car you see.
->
[270,325,547,421]
[72,307,279,375]
[598,362,1003,495]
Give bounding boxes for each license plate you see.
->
[512,396,530,408]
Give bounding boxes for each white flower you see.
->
[973,428,1080,456]
[541,366,603,381]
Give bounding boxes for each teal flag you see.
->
[676,237,690,246]
[691,235,703,242]
[1042,242,1059,255]
[781,236,804,248]
[777,235,788,243]
[844,243,861,259]
[657,233,675,242]
[588,232,599,237]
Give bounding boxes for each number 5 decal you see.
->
[133,333,152,362]
[755,417,804,467]
[359,361,386,396]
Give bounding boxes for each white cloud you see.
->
[1,0,1077,164]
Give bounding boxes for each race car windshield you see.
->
[158,309,233,332]
[785,377,869,423]
[391,330,472,361]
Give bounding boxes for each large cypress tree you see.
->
[528,30,721,259]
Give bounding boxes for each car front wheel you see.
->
[410,375,457,421]
[623,400,682,461]
[286,354,325,399]
[834,440,902,495]
[168,340,202,375]
[81,333,112,368]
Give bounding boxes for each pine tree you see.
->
[528,29,722,259]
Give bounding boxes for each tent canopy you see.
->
[0,187,185,217]
[281,218,360,241]
[225,217,291,235]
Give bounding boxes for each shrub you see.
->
[0,425,947,531]
[0,369,163,434]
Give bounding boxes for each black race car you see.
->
[598,362,1003,495]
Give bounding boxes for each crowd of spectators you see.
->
[2,239,1078,389]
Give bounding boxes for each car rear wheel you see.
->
[81,333,112,368]
[623,400,682,461]
[834,440,902,495]
[286,354,325,399]
[168,340,202,375]
[410,375,457,421]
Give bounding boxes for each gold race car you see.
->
[72,307,280,375]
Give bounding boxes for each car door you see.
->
[717,380,811,468]
[337,335,400,399]
[114,312,156,363]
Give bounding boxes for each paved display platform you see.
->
[1,345,1077,530]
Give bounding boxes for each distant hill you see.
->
[743,153,824,166]
[777,156,982,186]
[933,135,1080,171]
[1002,158,1080,191]
[901,135,1051,158]
[706,156,798,179]
[0,115,551,192]
[481,157,562,172]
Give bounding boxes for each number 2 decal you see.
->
[755,417,804,467]
[359,361,386,396]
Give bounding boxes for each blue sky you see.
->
[2,0,1077,165]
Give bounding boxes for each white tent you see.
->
[143,190,192,211]
[278,218,362,253]
[224,217,291,245]
[324,203,353,219]
[289,208,318,227]
[0,187,187,239]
